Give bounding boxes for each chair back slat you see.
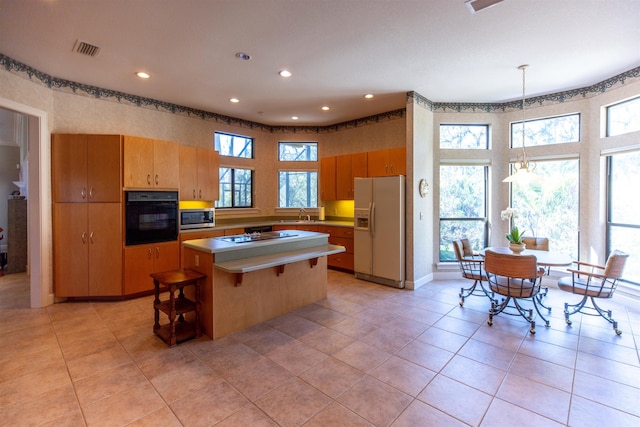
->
[603,250,629,279]
[484,250,538,279]
[521,237,549,251]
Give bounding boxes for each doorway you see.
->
[0,97,53,308]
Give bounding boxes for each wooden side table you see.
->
[151,269,205,347]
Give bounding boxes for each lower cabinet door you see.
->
[53,204,89,297]
[124,245,154,295]
[124,241,180,295]
[88,203,122,296]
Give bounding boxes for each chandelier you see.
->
[503,64,536,183]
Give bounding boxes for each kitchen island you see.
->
[182,230,345,339]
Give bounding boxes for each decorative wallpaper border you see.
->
[411,65,640,113]
[2,53,639,130]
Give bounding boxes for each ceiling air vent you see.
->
[73,40,101,57]
[465,0,505,14]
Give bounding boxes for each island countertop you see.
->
[181,229,331,257]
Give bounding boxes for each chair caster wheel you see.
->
[530,328,536,335]
[565,319,572,325]
[615,328,622,336]
[459,301,464,307]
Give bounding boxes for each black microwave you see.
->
[125,191,179,245]
[180,208,215,230]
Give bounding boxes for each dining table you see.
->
[482,247,573,268]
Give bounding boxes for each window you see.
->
[439,165,488,261]
[214,132,253,158]
[278,171,318,208]
[511,159,579,260]
[216,167,253,208]
[440,124,489,149]
[607,151,640,284]
[279,142,318,161]
[511,113,580,148]
[607,96,640,137]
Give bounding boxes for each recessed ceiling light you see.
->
[136,71,150,79]
[321,106,330,111]
[279,70,292,78]
[235,52,251,60]
[229,98,239,103]
[291,116,299,120]
[364,93,374,99]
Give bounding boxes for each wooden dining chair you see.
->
[558,250,629,335]
[452,238,493,306]
[521,236,549,251]
[521,236,551,303]
[483,249,547,334]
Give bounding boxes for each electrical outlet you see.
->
[195,255,199,267]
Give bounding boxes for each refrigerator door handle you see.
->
[370,202,375,233]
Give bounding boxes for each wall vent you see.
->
[73,40,101,57]
[465,0,505,14]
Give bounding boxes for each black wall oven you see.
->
[125,191,179,246]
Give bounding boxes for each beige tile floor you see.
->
[1,270,639,426]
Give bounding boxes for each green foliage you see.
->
[505,227,523,244]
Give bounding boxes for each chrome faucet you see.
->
[298,208,305,220]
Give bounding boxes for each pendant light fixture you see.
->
[503,64,536,183]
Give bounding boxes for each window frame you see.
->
[439,164,489,261]
[439,124,490,150]
[214,131,254,159]
[606,152,640,285]
[278,142,318,161]
[510,113,580,148]
[277,169,318,208]
[606,96,640,137]
[216,167,254,209]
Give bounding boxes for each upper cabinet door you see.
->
[123,135,155,188]
[52,134,88,203]
[52,134,121,202]
[153,139,179,189]
[336,155,353,200]
[197,148,219,201]
[179,145,199,199]
[87,135,122,202]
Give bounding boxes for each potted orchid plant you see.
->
[501,207,526,253]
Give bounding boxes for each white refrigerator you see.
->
[354,175,405,288]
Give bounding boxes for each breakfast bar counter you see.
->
[182,230,345,339]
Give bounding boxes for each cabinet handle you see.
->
[147,174,152,185]
[147,248,152,259]
[193,189,196,199]
[81,187,86,199]
[89,231,94,243]
[199,189,202,199]
[81,231,86,244]
[156,247,160,258]
[155,174,159,185]
[89,187,94,200]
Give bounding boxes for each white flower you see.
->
[500,207,519,221]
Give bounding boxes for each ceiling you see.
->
[1,0,639,126]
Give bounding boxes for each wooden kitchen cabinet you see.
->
[317,225,354,271]
[367,146,406,177]
[320,156,337,201]
[179,146,220,201]
[124,135,179,189]
[124,241,180,295]
[53,203,123,297]
[336,152,367,200]
[52,134,122,203]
